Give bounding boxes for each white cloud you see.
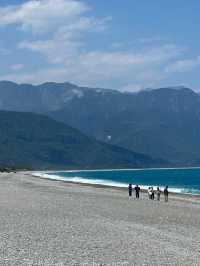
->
[5,43,183,89]
[20,40,181,67]
[19,37,81,64]
[79,45,182,70]
[120,84,144,93]
[165,56,200,73]
[11,64,24,71]
[0,68,71,84]
[0,0,91,33]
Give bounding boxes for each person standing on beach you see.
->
[148,187,152,199]
[134,185,141,199]
[164,186,169,202]
[151,187,155,200]
[156,187,161,201]
[128,183,132,197]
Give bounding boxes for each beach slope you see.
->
[0,172,199,265]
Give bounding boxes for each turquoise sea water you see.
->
[46,168,200,195]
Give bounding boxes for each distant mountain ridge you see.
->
[0,81,200,165]
[0,80,121,112]
[0,110,163,169]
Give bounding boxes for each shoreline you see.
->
[30,165,200,173]
[1,171,200,265]
[29,171,200,203]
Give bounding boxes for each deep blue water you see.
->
[48,168,200,195]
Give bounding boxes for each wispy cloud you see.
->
[11,64,24,71]
[165,56,200,73]
[0,0,91,33]
[3,43,183,89]
[137,36,164,44]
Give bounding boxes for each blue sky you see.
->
[0,0,200,91]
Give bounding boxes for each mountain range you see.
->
[0,81,200,166]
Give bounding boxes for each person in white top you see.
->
[148,187,152,199]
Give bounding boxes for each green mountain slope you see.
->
[0,111,163,169]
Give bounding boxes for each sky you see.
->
[0,0,200,92]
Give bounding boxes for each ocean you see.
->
[35,167,200,195]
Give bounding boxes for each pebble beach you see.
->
[0,172,199,266]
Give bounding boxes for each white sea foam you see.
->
[32,172,127,188]
[32,172,194,195]
[55,166,200,173]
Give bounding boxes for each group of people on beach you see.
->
[128,184,169,202]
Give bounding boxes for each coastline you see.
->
[30,171,200,203]
[30,165,200,172]
[0,171,200,265]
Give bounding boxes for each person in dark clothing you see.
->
[134,185,141,199]
[164,186,169,202]
[128,183,132,197]
[152,187,155,200]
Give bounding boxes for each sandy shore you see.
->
[0,172,199,265]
